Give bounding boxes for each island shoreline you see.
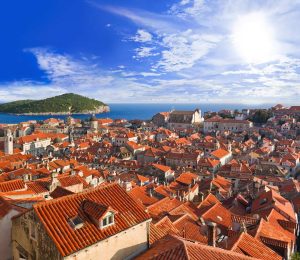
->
[12,105,110,116]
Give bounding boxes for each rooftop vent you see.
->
[68,215,84,230]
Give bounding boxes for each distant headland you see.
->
[0,93,109,115]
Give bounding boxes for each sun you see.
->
[232,12,276,64]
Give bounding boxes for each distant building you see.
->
[152,112,169,127]
[4,129,13,155]
[204,116,253,133]
[168,109,203,130]
[114,132,138,146]
[165,151,201,169]
[17,133,51,156]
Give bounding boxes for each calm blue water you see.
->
[0,103,269,124]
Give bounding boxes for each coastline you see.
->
[12,105,110,116]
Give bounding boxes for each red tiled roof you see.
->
[211,148,230,159]
[0,179,25,192]
[50,186,74,199]
[136,235,256,260]
[230,232,282,260]
[152,163,171,172]
[18,133,50,144]
[82,199,117,220]
[136,174,149,183]
[251,190,296,222]
[176,172,198,185]
[147,197,182,219]
[31,183,151,256]
[201,203,232,229]
[197,193,220,210]
[172,214,207,243]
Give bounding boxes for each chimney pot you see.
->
[207,221,217,247]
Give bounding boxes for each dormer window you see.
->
[82,199,117,229]
[101,212,115,228]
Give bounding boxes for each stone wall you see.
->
[12,209,63,260]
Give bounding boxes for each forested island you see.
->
[0,93,109,115]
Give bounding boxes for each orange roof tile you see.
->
[147,197,182,219]
[211,148,230,159]
[30,183,151,257]
[228,232,282,260]
[0,179,25,192]
[136,235,256,260]
[152,163,171,173]
[176,172,198,185]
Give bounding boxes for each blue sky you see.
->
[0,0,300,104]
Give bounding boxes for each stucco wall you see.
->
[12,209,150,260]
[66,221,150,260]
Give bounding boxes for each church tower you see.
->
[68,126,75,146]
[90,114,98,132]
[4,129,13,155]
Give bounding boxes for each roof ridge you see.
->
[230,232,244,251]
[33,182,117,208]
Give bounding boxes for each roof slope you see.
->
[136,235,257,260]
[230,233,282,260]
[32,183,150,257]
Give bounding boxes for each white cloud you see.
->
[131,29,153,42]
[155,30,221,72]
[3,1,300,105]
[133,47,158,59]
[170,0,206,18]
[0,82,67,102]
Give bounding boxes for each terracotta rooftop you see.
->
[50,186,74,199]
[29,183,150,257]
[211,148,230,159]
[152,163,171,172]
[225,232,282,260]
[0,179,25,192]
[136,235,256,260]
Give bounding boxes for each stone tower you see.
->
[4,129,13,155]
[68,126,75,146]
[90,114,98,132]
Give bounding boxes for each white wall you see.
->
[66,220,150,260]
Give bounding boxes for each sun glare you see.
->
[232,12,276,64]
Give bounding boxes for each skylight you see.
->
[68,216,84,230]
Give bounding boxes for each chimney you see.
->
[148,188,153,197]
[199,192,204,202]
[207,221,217,247]
[182,226,186,238]
[49,172,59,192]
[240,222,247,233]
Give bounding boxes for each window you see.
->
[68,216,84,230]
[103,217,107,226]
[102,212,115,228]
[108,215,113,224]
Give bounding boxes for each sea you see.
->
[0,103,270,124]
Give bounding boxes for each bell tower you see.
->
[4,129,13,155]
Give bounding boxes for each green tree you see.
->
[291,252,300,260]
[251,110,271,124]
